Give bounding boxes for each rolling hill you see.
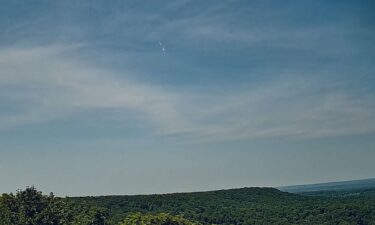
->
[278,178,375,193]
[73,186,375,224]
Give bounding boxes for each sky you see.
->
[0,0,375,196]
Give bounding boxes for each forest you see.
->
[1,186,374,225]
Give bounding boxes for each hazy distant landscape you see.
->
[278,178,375,193]
[1,179,375,224]
[73,179,375,224]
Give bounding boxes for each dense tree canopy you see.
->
[120,213,201,225]
[74,187,375,225]
[1,187,375,225]
[0,187,108,225]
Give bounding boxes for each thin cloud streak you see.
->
[0,45,189,134]
[1,45,375,142]
[183,79,375,142]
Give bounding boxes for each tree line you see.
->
[1,186,375,225]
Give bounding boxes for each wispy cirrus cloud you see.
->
[1,45,375,142]
[189,81,375,142]
[1,0,375,143]
[0,45,190,134]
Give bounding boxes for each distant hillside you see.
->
[72,187,375,225]
[278,178,375,193]
[300,187,375,198]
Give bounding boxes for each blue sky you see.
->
[0,0,375,196]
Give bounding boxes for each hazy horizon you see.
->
[1,0,375,196]
[28,177,375,197]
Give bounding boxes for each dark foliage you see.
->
[1,187,375,225]
[120,212,201,225]
[73,187,375,225]
[0,187,108,225]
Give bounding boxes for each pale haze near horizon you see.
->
[0,0,374,196]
